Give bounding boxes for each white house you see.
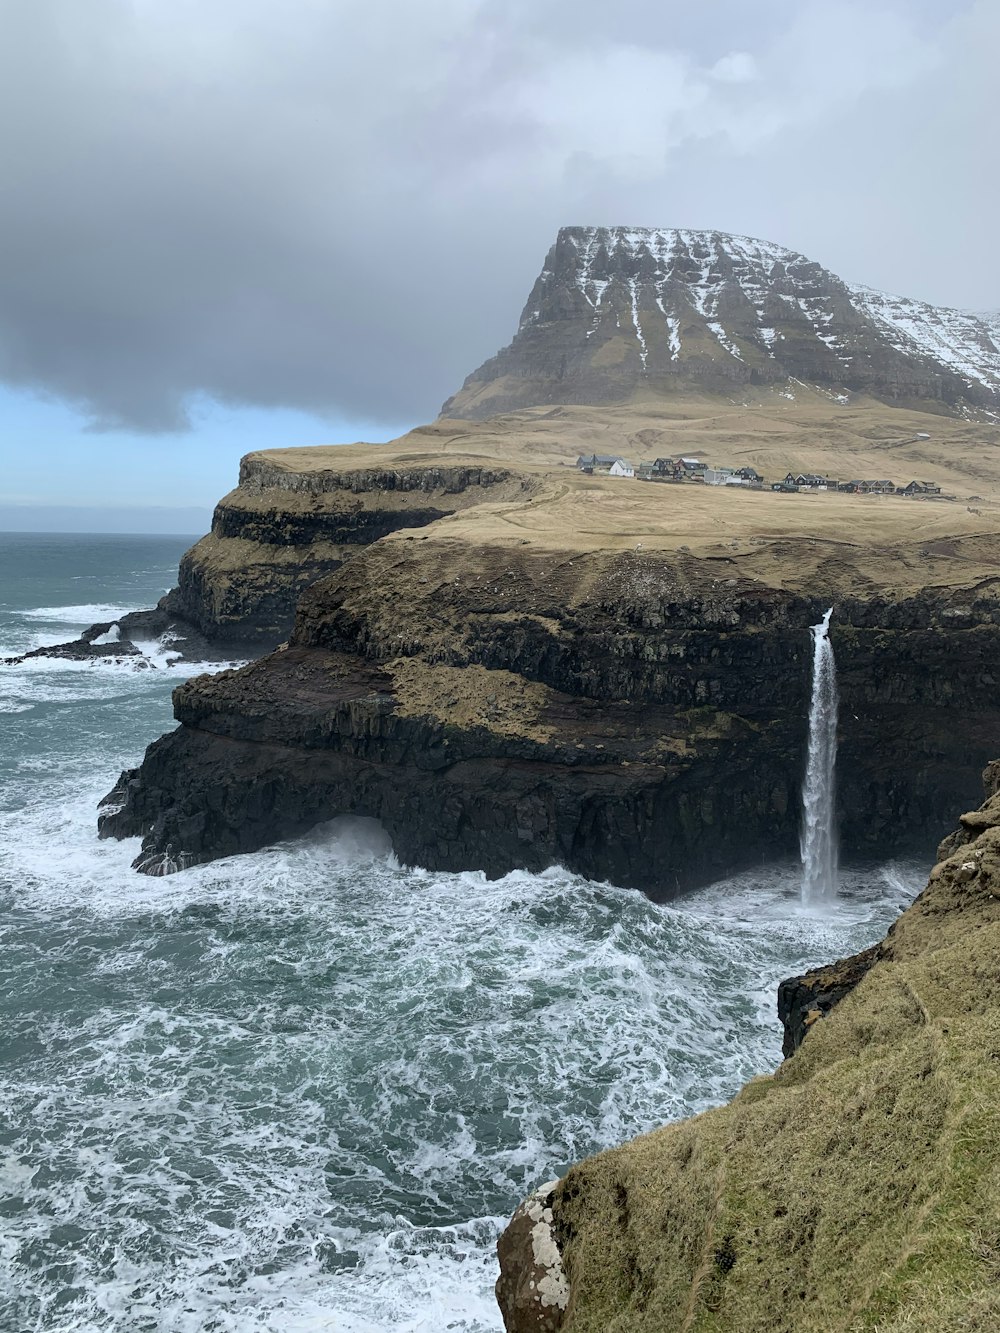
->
[608,459,634,478]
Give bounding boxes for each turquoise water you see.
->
[0,534,923,1331]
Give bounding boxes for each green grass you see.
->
[550,816,1000,1331]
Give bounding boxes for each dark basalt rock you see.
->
[15,460,528,663]
[160,457,526,643]
[98,540,1000,895]
[97,647,803,893]
[777,942,884,1057]
[4,605,264,668]
[495,1181,569,1333]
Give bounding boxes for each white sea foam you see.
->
[0,730,924,1331]
[20,602,136,623]
[0,569,926,1332]
[90,622,122,645]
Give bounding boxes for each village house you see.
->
[706,468,754,487]
[838,478,894,494]
[679,457,708,478]
[784,472,830,490]
[575,454,622,474]
[900,480,942,495]
[608,459,634,478]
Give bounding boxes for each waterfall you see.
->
[800,608,839,903]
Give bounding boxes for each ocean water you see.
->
[0,533,924,1332]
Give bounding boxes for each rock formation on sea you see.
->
[495,764,1000,1331]
[98,532,1000,890]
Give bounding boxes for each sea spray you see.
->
[800,608,839,902]
[1,538,922,1330]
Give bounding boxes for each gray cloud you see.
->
[0,0,994,432]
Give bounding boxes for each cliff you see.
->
[99,521,1000,889]
[158,449,529,644]
[15,227,1000,670]
[19,388,1000,672]
[13,223,994,893]
[443,227,1000,419]
[495,765,1000,1332]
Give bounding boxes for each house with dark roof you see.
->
[575,454,622,473]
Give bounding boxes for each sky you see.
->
[1,0,996,531]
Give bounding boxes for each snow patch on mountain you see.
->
[445,225,1000,419]
[850,285,1000,393]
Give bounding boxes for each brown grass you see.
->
[237,393,1000,599]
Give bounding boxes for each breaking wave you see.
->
[0,535,925,1331]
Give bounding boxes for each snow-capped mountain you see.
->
[442,226,1000,419]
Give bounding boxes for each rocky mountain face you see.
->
[98,534,1000,894]
[443,226,1000,418]
[495,763,1000,1331]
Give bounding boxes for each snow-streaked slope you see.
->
[850,285,1000,394]
[443,226,1000,419]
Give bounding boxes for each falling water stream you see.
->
[800,609,839,902]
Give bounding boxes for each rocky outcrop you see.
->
[495,1181,569,1333]
[443,227,1000,419]
[160,453,527,643]
[3,604,250,668]
[495,766,1000,1331]
[777,757,1000,1057]
[17,452,531,661]
[776,941,883,1057]
[99,536,1000,891]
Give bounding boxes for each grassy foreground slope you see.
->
[549,776,1000,1332]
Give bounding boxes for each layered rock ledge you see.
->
[99,532,1000,892]
[162,449,529,643]
[496,766,1000,1331]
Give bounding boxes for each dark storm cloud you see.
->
[0,0,994,432]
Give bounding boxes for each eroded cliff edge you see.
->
[496,767,1000,1332]
[161,447,529,643]
[99,528,1000,892]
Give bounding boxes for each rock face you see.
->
[776,941,883,1057]
[99,536,1000,891]
[17,448,530,662]
[495,1181,569,1333]
[160,452,527,643]
[495,764,1000,1331]
[443,226,1000,419]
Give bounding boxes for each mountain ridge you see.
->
[442,225,1000,420]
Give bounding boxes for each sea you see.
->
[0,532,924,1333]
